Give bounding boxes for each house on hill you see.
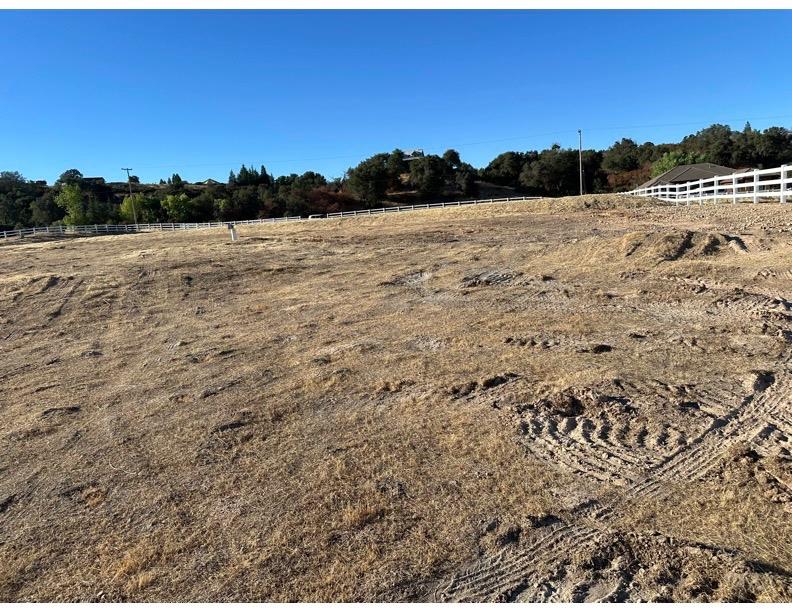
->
[638,163,735,189]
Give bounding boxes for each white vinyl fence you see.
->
[0,195,541,241]
[324,195,541,219]
[626,163,790,204]
[0,217,303,241]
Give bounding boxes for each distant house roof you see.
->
[638,163,736,189]
[196,178,221,185]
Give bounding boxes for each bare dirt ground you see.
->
[1,195,792,602]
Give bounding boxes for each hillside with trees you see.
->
[1,123,790,230]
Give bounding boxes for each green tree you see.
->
[30,191,64,226]
[442,149,462,169]
[56,169,83,186]
[0,172,36,228]
[482,152,526,187]
[409,155,447,199]
[161,193,193,222]
[292,171,326,192]
[518,146,576,195]
[681,124,733,166]
[757,127,792,168]
[518,145,604,196]
[120,194,163,223]
[602,139,640,173]
[233,164,273,188]
[57,184,88,225]
[454,162,479,196]
[85,194,115,224]
[347,154,390,207]
[0,193,29,228]
[637,142,664,166]
[185,192,217,222]
[651,150,705,177]
[120,195,140,223]
[271,172,327,216]
[166,173,186,194]
[386,149,408,190]
[730,122,761,168]
[225,186,261,220]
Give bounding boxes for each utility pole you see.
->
[578,129,584,196]
[122,167,138,225]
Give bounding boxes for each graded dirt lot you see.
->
[1,195,792,602]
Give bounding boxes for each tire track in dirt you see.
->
[523,417,641,483]
[591,374,791,519]
[433,523,601,602]
[433,373,792,602]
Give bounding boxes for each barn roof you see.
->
[638,163,736,189]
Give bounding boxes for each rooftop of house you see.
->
[638,163,736,189]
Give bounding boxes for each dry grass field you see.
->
[2,195,792,602]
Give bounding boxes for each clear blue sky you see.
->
[2,10,791,184]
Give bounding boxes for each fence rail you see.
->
[324,195,541,218]
[0,216,303,241]
[625,163,790,204]
[0,195,542,241]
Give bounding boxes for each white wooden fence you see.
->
[0,195,541,241]
[324,195,541,219]
[625,163,790,204]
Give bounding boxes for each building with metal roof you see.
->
[637,163,736,189]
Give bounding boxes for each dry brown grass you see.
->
[1,195,792,601]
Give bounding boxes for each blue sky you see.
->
[2,10,791,184]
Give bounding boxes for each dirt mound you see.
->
[622,230,748,262]
[541,194,665,212]
[513,386,633,419]
[713,444,792,515]
[460,269,521,288]
[381,269,431,287]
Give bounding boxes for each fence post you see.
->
[753,169,759,204]
[732,173,737,204]
[781,165,788,204]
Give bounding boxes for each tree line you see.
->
[1,123,790,230]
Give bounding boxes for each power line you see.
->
[586,113,792,135]
[120,113,792,177]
